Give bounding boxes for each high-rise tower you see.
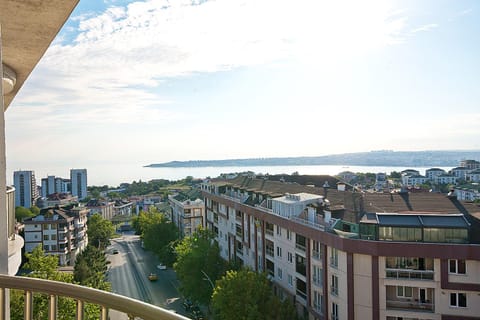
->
[13,170,39,208]
[70,169,87,200]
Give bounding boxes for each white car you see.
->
[157,263,167,270]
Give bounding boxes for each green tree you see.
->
[10,246,101,320]
[174,228,225,305]
[74,245,110,290]
[87,214,115,249]
[389,171,401,179]
[133,207,178,264]
[15,206,36,221]
[212,269,299,320]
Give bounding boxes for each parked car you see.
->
[157,263,167,270]
[112,249,119,254]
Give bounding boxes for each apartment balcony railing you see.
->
[0,275,189,320]
[295,243,306,252]
[386,299,434,312]
[385,268,434,281]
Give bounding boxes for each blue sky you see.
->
[5,0,480,173]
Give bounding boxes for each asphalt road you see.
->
[107,233,189,318]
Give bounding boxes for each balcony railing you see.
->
[385,268,434,281]
[386,299,434,312]
[0,275,189,320]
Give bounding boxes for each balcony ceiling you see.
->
[1,0,79,109]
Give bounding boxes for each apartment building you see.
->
[13,170,39,208]
[455,185,480,201]
[86,199,114,220]
[425,168,446,180]
[169,189,204,237]
[70,168,87,200]
[41,175,70,197]
[202,174,480,320]
[23,206,88,266]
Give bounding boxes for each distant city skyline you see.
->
[5,0,480,174]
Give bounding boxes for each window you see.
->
[449,259,466,274]
[313,290,323,313]
[43,235,49,241]
[276,246,282,258]
[43,245,49,251]
[51,234,57,240]
[51,245,57,251]
[42,224,48,230]
[276,225,282,236]
[396,286,413,298]
[286,230,292,240]
[51,224,57,229]
[330,248,338,267]
[287,252,293,263]
[331,275,338,295]
[288,274,293,286]
[313,265,322,285]
[277,267,283,279]
[331,302,339,320]
[450,293,467,307]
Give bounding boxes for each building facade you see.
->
[41,175,70,197]
[169,190,204,237]
[70,169,87,200]
[23,206,88,266]
[202,175,480,320]
[13,170,39,208]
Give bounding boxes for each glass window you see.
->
[397,286,413,298]
[450,293,467,307]
[449,259,466,274]
[43,234,49,241]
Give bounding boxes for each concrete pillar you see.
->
[0,23,12,320]
[0,23,9,275]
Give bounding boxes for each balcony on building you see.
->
[385,257,434,281]
[359,212,470,243]
[386,286,434,312]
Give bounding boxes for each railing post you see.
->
[76,300,84,320]
[100,306,108,320]
[0,288,5,320]
[48,294,57,320]
[24,291,33,320]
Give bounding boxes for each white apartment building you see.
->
[13,170,39,208]
[401,174,429,186]
[70,169,87,200]
[467,169,480,183]
[169,190,204,237]
[425,168,446,180]
[41,175,70,197]
[86,199,114,220]
[23,206,88,266]
[433,174,457,185]
[202,175,480,320]
[450,167,471,180]
[455,185,480,201]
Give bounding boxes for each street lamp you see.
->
[200,270,214,289]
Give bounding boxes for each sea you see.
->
[7,163,453,187]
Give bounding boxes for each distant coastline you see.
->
[145,150,480,168]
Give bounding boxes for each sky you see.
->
[5,0,480,176]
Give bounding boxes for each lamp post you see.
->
[200,270,214,289]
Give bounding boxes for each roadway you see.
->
[107,233,189,318]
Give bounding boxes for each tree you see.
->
[133,207,178,264]
[10,246,100,320]
[174,228,226,305]
[87,214,115,249]
[15,206,36,221]
[212,269,299,320]
[74,245,110,290]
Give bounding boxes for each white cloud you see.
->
[411,23,438,33]
[13,0,409,110]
